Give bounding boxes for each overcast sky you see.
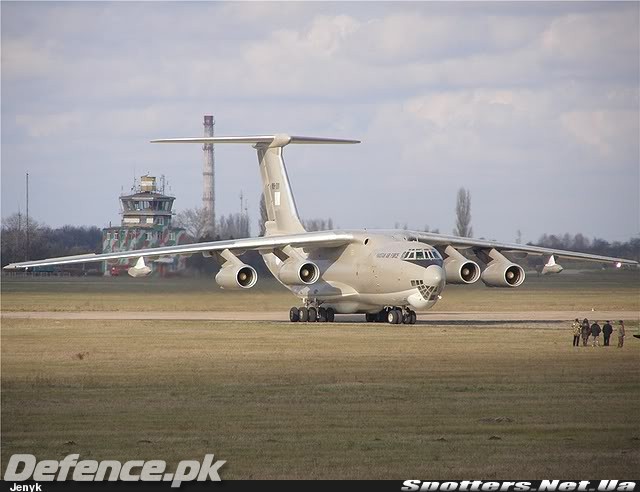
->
[2,1,638,243]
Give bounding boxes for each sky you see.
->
[1,1,639,243]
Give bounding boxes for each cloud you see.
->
[0,38,59,80]
[561,109,639,159]
[1,2,638,242]
[15,111,84,138]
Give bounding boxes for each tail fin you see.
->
[152,134,359,235]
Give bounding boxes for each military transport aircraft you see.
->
[5,134,637,324]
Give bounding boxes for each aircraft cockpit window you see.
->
[401,248,443,260]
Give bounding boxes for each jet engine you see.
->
[476,248,526,288]
[442,246,481,284]
[278,260,320,285]
[215,264,258,290]
[481,261,525,287]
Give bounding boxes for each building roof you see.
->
[120,192,175,200]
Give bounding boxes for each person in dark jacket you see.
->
[581,318,590,346]
[590,320,601,347]
[602,321,613,346]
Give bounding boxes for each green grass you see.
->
[1,269,638,312]
[2,319,639,478]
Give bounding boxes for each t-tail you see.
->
[152,134,359,235]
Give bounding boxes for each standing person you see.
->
[581,318,590,346]
[617,320,626,348]
[572,318,581,347]
[590,320,601,347]
[602,321,613,346]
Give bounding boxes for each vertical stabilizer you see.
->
[256,141,305,235]
[151,134,359,236]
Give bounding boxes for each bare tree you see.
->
[174,207,210,241]
[217,213,250,239]
[453,187,473,237]
[1,214,101,267]
[303,218,335,232]
[258,193,268,236]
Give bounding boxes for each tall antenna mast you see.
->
[25,172,30,261]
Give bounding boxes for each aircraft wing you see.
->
[410,231,638,266]
[2,231,354,270]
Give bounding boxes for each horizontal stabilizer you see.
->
[151,134,360,148]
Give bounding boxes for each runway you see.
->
[2,310,637,323]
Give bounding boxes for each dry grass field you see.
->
[1,270,639,478]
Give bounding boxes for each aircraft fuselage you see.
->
[261,231,446,314]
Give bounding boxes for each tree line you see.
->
[2,192,637,270]
[1,213,103,267]
[532,233,640,262]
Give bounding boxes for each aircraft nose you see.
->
[424,264,445,288]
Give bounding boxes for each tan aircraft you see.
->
[4,134,637,324]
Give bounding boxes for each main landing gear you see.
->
[366,307,417,325]
[289,306,336,323]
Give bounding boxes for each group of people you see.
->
[572,319,625,348]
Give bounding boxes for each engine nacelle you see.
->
[278,260,320,285]
[215,264,258,290]
[443,247,481,284]
[481,261,525,288]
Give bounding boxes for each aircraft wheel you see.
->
[308,307,317,322]
[318,307,327,322]
[289,307,300,322]
[299,307,309,322]
[387,309,400,324]
[376,311,385,323]
[402,312,411,324]
[365,313,376,323]
[326,308,335,323]
[410,311,417,324]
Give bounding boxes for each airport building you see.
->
[102,175,188,276]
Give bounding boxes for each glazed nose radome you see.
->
[407,264,446,310]
[424,264,445,289]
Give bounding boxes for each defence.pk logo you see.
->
[3,454,225,488]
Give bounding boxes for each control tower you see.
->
[102,175,187,276]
